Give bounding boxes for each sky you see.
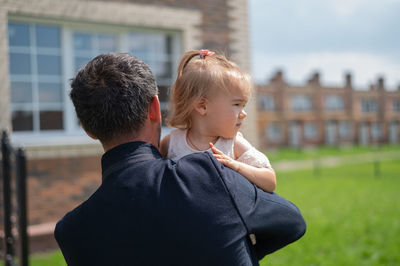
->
[249,0,400,90]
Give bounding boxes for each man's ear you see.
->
[149,95,162,122]
[193,97,208,116]
[80,123,98,140]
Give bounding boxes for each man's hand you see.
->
[209,143,240,172]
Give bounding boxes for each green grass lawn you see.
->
[29,251,66,266]
[261,159,400,266]
[2,153,399,266]
[265,144,400,162]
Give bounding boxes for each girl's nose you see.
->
[239,109,247,119]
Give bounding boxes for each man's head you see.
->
[70,53,159,146]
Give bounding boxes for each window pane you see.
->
[129,33,149,56]
[11,82,33,103]
[8,23,30,47]
[40,111,63,130]
[37,55,61,75]
[36,25,60,48]
[325,95,344,110]
[291,95,312,111]
[339,122,351,138]
[161,109,168,127]
[39,82,62,103]
[150,61,172,79]
[305,124,317,139]
[74,33,93,50]
[259,96,275,111]
[98,34,117,52]
[394,99,400,112]
[268,124,281,141]
[74,56,92,73]
[129,33,169,61]
[12,110,33,131]
[158,85,169,104]
[9,53,31,74]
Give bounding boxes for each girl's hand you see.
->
[209,143,240,172]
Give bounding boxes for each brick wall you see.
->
[0,153,101,225]
[104,0,232,54]
[27,155,101,225]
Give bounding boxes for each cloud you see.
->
[250,0,400,54]
[249,0,400,90]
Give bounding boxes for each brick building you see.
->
[0,0,253,251]
[257,70,400,149]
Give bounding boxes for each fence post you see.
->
[313,158,320,177]
[1,131,15,266]
[374,160,380,177]
[16,148,29,266]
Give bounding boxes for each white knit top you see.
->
[167,129,271,168]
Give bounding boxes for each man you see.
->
[54,53,306,266]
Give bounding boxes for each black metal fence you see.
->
[1,131,29,266]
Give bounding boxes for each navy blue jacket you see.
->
[55,142,306,266]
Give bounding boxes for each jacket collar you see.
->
[101,141,162,181]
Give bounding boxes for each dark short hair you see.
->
[70,53,158,143]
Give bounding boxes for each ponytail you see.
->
[177,50,199,78]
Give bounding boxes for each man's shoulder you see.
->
[174,151,221,178]
[172,151,253,197]
[54,189,97,243]
[55,198,86,228]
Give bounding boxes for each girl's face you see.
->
[204,84,250,139]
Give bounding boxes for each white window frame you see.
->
[9,18,182,145]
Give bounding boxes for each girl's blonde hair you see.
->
[168,50,252,129]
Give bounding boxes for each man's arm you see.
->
[207,153,306,260]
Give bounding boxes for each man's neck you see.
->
[102,135,142,152]
[101,121,160,152]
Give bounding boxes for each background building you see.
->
[0,0,253,251]
[257,71,400,149]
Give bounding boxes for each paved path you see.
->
[272,150,400,172]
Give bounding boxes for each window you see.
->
[73,32,118,73]
[361,99,377,113]
[9,23,63,132]
[266,123,282,142]
[258,95,275,111]
[291,95,312,111]
[127,33,175,126]
[324,95,344,110]
[304,123,318,140]
[339,121,352,138]
[8,21,181,136]
[393,99,400,112]
[371,123,382,140]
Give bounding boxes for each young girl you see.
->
[160,50,276,193]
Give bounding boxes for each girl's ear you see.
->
[193,97,208,116]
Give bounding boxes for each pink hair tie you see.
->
[199,49,215,59]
